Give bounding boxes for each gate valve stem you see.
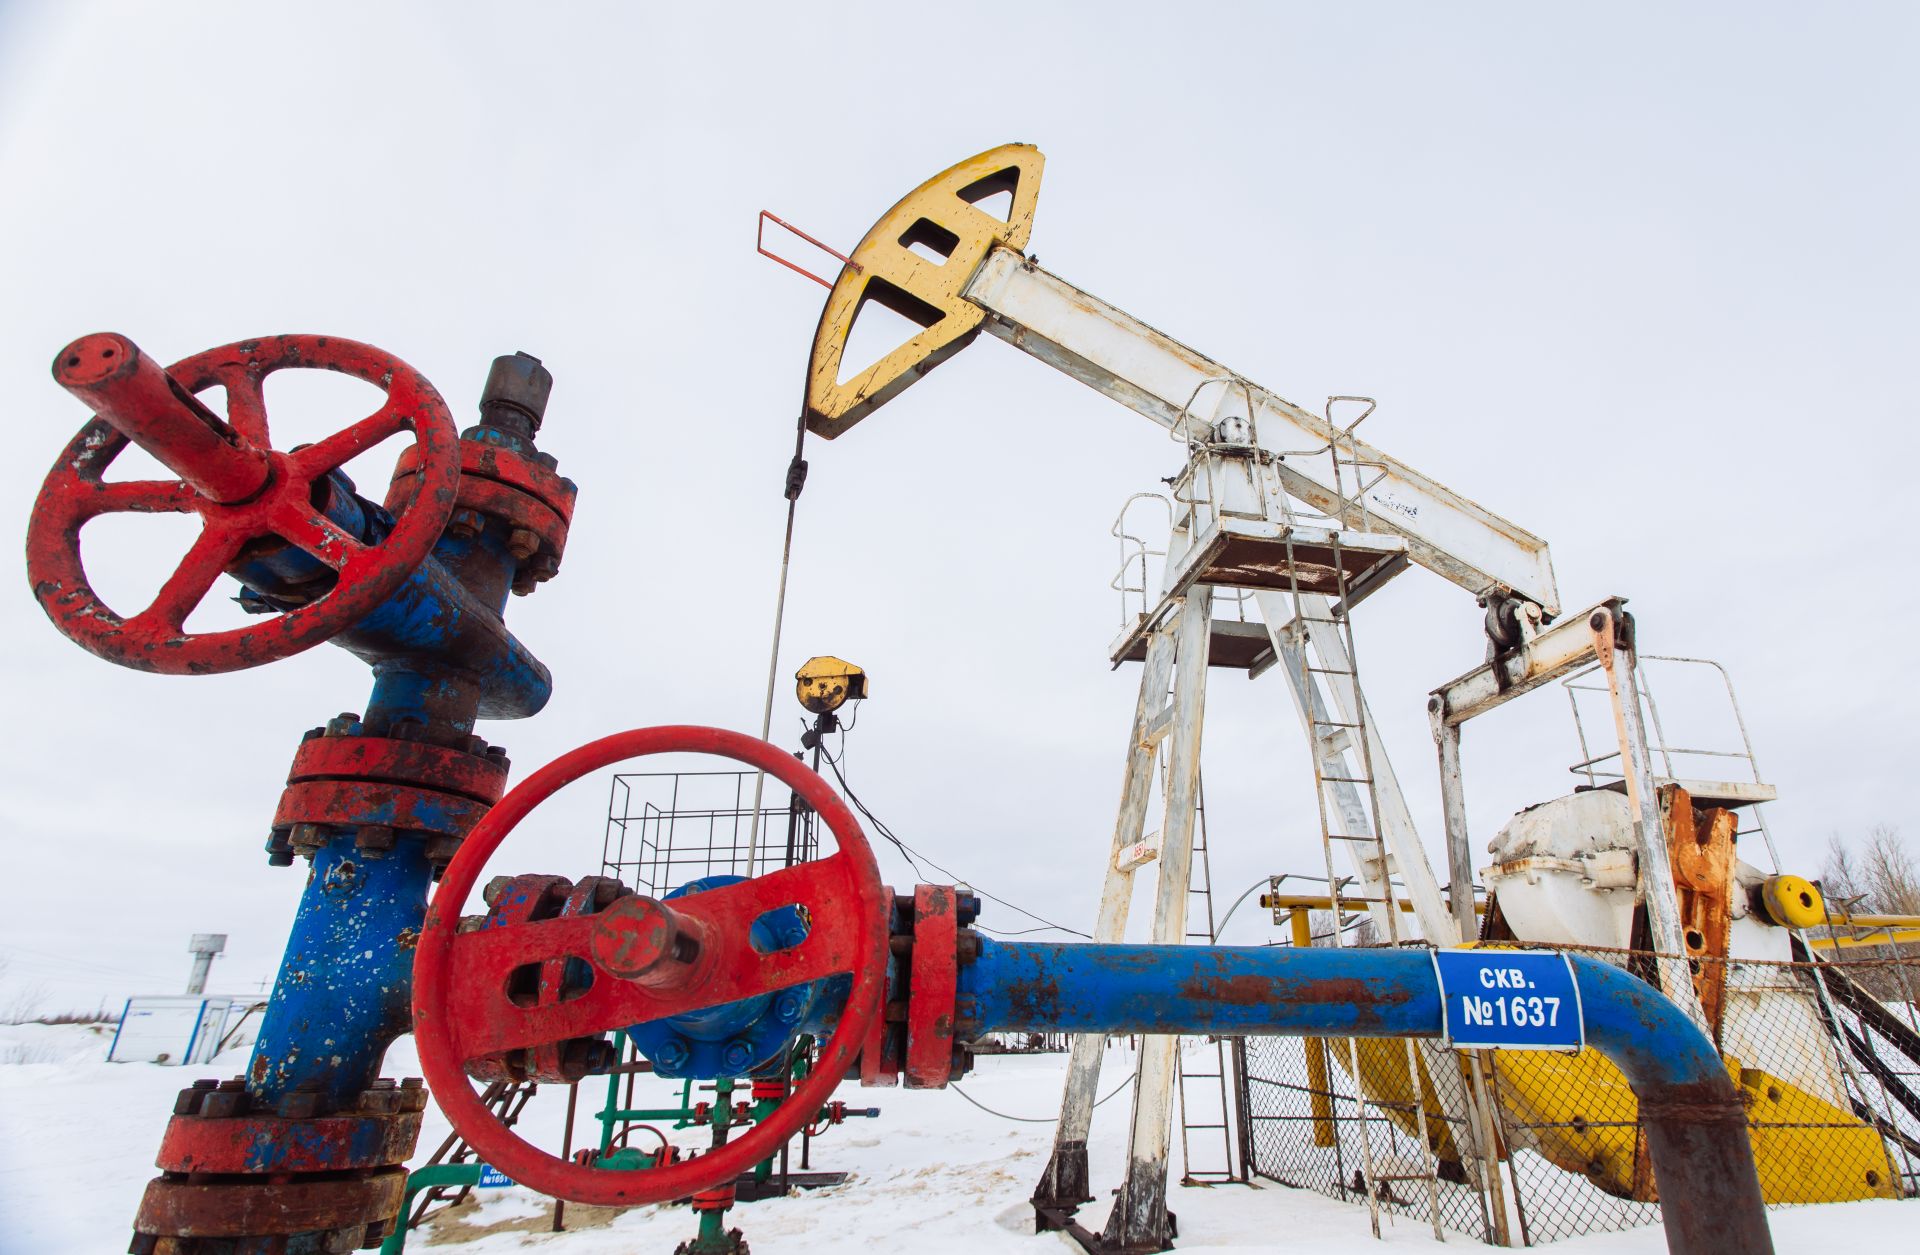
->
[590,895,704,987]
[54,333,270,503]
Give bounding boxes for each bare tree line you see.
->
[1821,824,1920,917]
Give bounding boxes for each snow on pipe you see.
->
[963,941,1773,1255]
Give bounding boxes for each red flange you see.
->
[389,438,576,583]
[155,1110,423,1175]
[906,884,960,1089]
[273,779,494,839]
[412,725,889,1208]
[134,1170,406,1243]
[28,333,458,674]
[286,733,509,805]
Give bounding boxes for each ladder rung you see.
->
[1319,775,1373,784]
[1313,719,1364,729]
[1305,666,1355,676]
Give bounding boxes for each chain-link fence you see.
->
[1238,942,1920,1245]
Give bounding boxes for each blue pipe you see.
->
[962,941,1771,1255]
[247,485,534,1109]
[247,834,432,1108]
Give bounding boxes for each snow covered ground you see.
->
[2,1023,1910,1253]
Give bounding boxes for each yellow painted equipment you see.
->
[1759,874,1825,930]
[795,656,868,714]
[1279,902,1906,1206]
[804,144,1044,437]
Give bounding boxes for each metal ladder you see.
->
[1176,770,1245,1186]
[408,1079,539,1227]
[1281,523,1446,1242]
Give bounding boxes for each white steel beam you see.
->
[1106,591,1213,1250]
[964,248,1560,615]
[1429,597,1623,726]
[1033,616,1181,1210]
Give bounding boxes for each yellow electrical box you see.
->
[796,657,868,715]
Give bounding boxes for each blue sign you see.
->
[1431,949,1584,1051]
[476,1164,514,1189]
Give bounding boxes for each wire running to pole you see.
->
[950,1069,1137,1124]
[822,754,1092,940]
[744,415,812,878]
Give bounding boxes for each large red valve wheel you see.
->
[27,333,459,673]
[413,726,889,1207]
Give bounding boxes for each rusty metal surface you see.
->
[274,778,494,841]
[389,437,575,581]
[134,1167,406,1240]
[156,1109,422,1175]
[286,732,509,805]
[28,333,459,674]
[413,725,888,1207]
[1661,785,1739,1038]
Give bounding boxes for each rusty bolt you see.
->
[531,553,559,583]
[506,527,541,561]
[510,569,538,597]
[482,875,514,907]
[325,713,360,737]
[485,745,510,763]
[276,1088,322,1120]
[201,1089,247,1119]
[534,450,560,470]
[129,1236,159,1255]
[355,824,396,856]
[424,835,463,866]
[300,726,325,742]
[388,718,424,743]
[446,507,485,540]
[289,822,328,853]
[319,1225,362,1255]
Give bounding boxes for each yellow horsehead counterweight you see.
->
[796,656,868,715]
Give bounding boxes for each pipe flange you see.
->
[132,1167,406,1253]
[268,722,510,867]
[388,438,577,594]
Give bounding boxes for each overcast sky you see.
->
[0,2,1914,1011]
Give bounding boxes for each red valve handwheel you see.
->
[27,334,459,674]
[412,726,889,1207]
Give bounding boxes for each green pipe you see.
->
[378,1163,484,1255]
[598,1029,628,1153]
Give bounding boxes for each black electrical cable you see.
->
[821,755,1092,940]
[949,1069,1137,1124]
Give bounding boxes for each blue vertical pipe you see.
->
[962,941,1771,1255]
[247,829,432,1108]
[247,525,528,1109]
